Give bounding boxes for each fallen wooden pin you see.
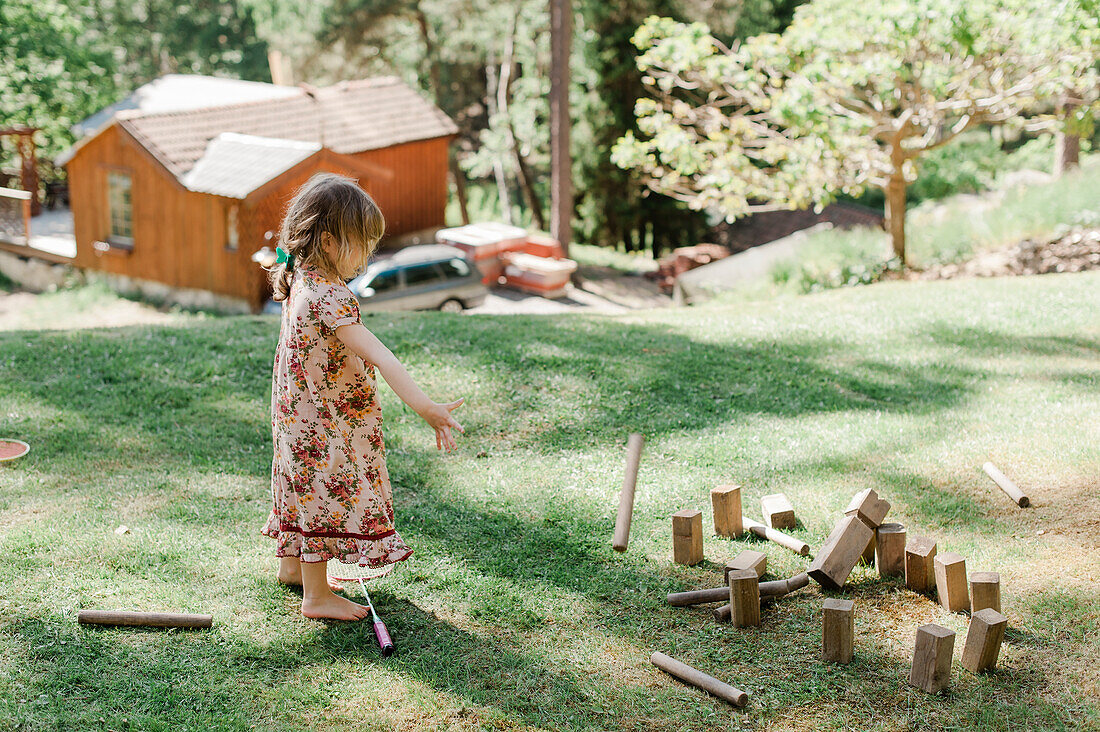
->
[612,433,645,552]
[808,488,889,590]
[742,517,810,556]
[669,572,809,608]
[724,550,766,583]
[650,651,749,708]
[713,573,810,622]
[982,462,1030,507]
[78,610,213,629]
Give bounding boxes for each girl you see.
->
[262,173,464,621]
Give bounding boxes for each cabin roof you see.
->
[71,75,301,138]
[119,77,457,179]
[180,133,323,199]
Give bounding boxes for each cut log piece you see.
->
[844,488,891,529]
[728,569,761,628]
[822,598,855,663]
[875,523,906,578]
[934,552,969,613]
[672,509,704,566]
[761,493,796,530]
[960,608,1007,673]
[909,624,955,693]
[711,484,744,538]
[724,550,767,583]
[905,536,937,593]
[970,572,1001,614]
[808,515,873,590]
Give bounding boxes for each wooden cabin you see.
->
[61,77,457,311]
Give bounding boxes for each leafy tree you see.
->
[613,0,1100,264]
[0,0,119,163]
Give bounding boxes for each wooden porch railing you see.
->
[0,186,31,247]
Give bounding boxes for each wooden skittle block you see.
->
[761,493,796,530]
[672,509,703,566]
[970,572,1001,614]
[808,515,874,590]
[875,523,906,577]
[905,536,937,593]
[724,550,767,583]
[934,552,969,613]
[909,624,955,693]
[844,488,891,529]
[961,608,1007,673]
[860,533,876,567]
[711,484,744,538]
[727,569,760,628]
[822,598,855,663]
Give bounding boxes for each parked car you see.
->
[347,244,488,312]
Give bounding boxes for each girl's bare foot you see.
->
[301,591,372,621]
[277,558,342,591]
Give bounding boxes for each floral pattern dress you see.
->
[262,266,413,567]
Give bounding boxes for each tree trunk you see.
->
[549,0,573,255]
[1054,93,1081,178]
[485,61,514,224]
[496,17,546,232]
[416,4,469,224]
[885,173,907,265]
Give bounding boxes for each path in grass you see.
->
[0,272,1097,730]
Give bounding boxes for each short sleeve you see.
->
[317,283,361,331]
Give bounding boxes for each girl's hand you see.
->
[419,398,465,452]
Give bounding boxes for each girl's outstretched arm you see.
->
[335,323,464,451]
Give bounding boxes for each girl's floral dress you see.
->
[262,267,413,567]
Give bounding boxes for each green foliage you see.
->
[0,0,119,163]
[1,0,271,165]
[615,0,1100,261]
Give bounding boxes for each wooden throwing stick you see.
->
[612,433,645,551]
[650,652,750,708]
[742,517,809,556]
[78,610,213,629]
[982,462,1030,508]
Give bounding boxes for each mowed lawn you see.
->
[1,272,1098,731]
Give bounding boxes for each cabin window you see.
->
[107,172,133,245]
[226,204,239,251]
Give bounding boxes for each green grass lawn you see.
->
[1,272,1098,730]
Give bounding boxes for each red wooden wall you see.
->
[67,126,452,310]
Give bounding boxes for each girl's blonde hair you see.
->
[269,173,385,301]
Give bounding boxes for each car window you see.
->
[404,263,445,287]
[368,269,400,294]
[442,258,472,279]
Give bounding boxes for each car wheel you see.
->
[439,299,464,314]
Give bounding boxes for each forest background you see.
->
[0,0,1089,256]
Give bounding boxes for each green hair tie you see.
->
[275,246,295,271]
